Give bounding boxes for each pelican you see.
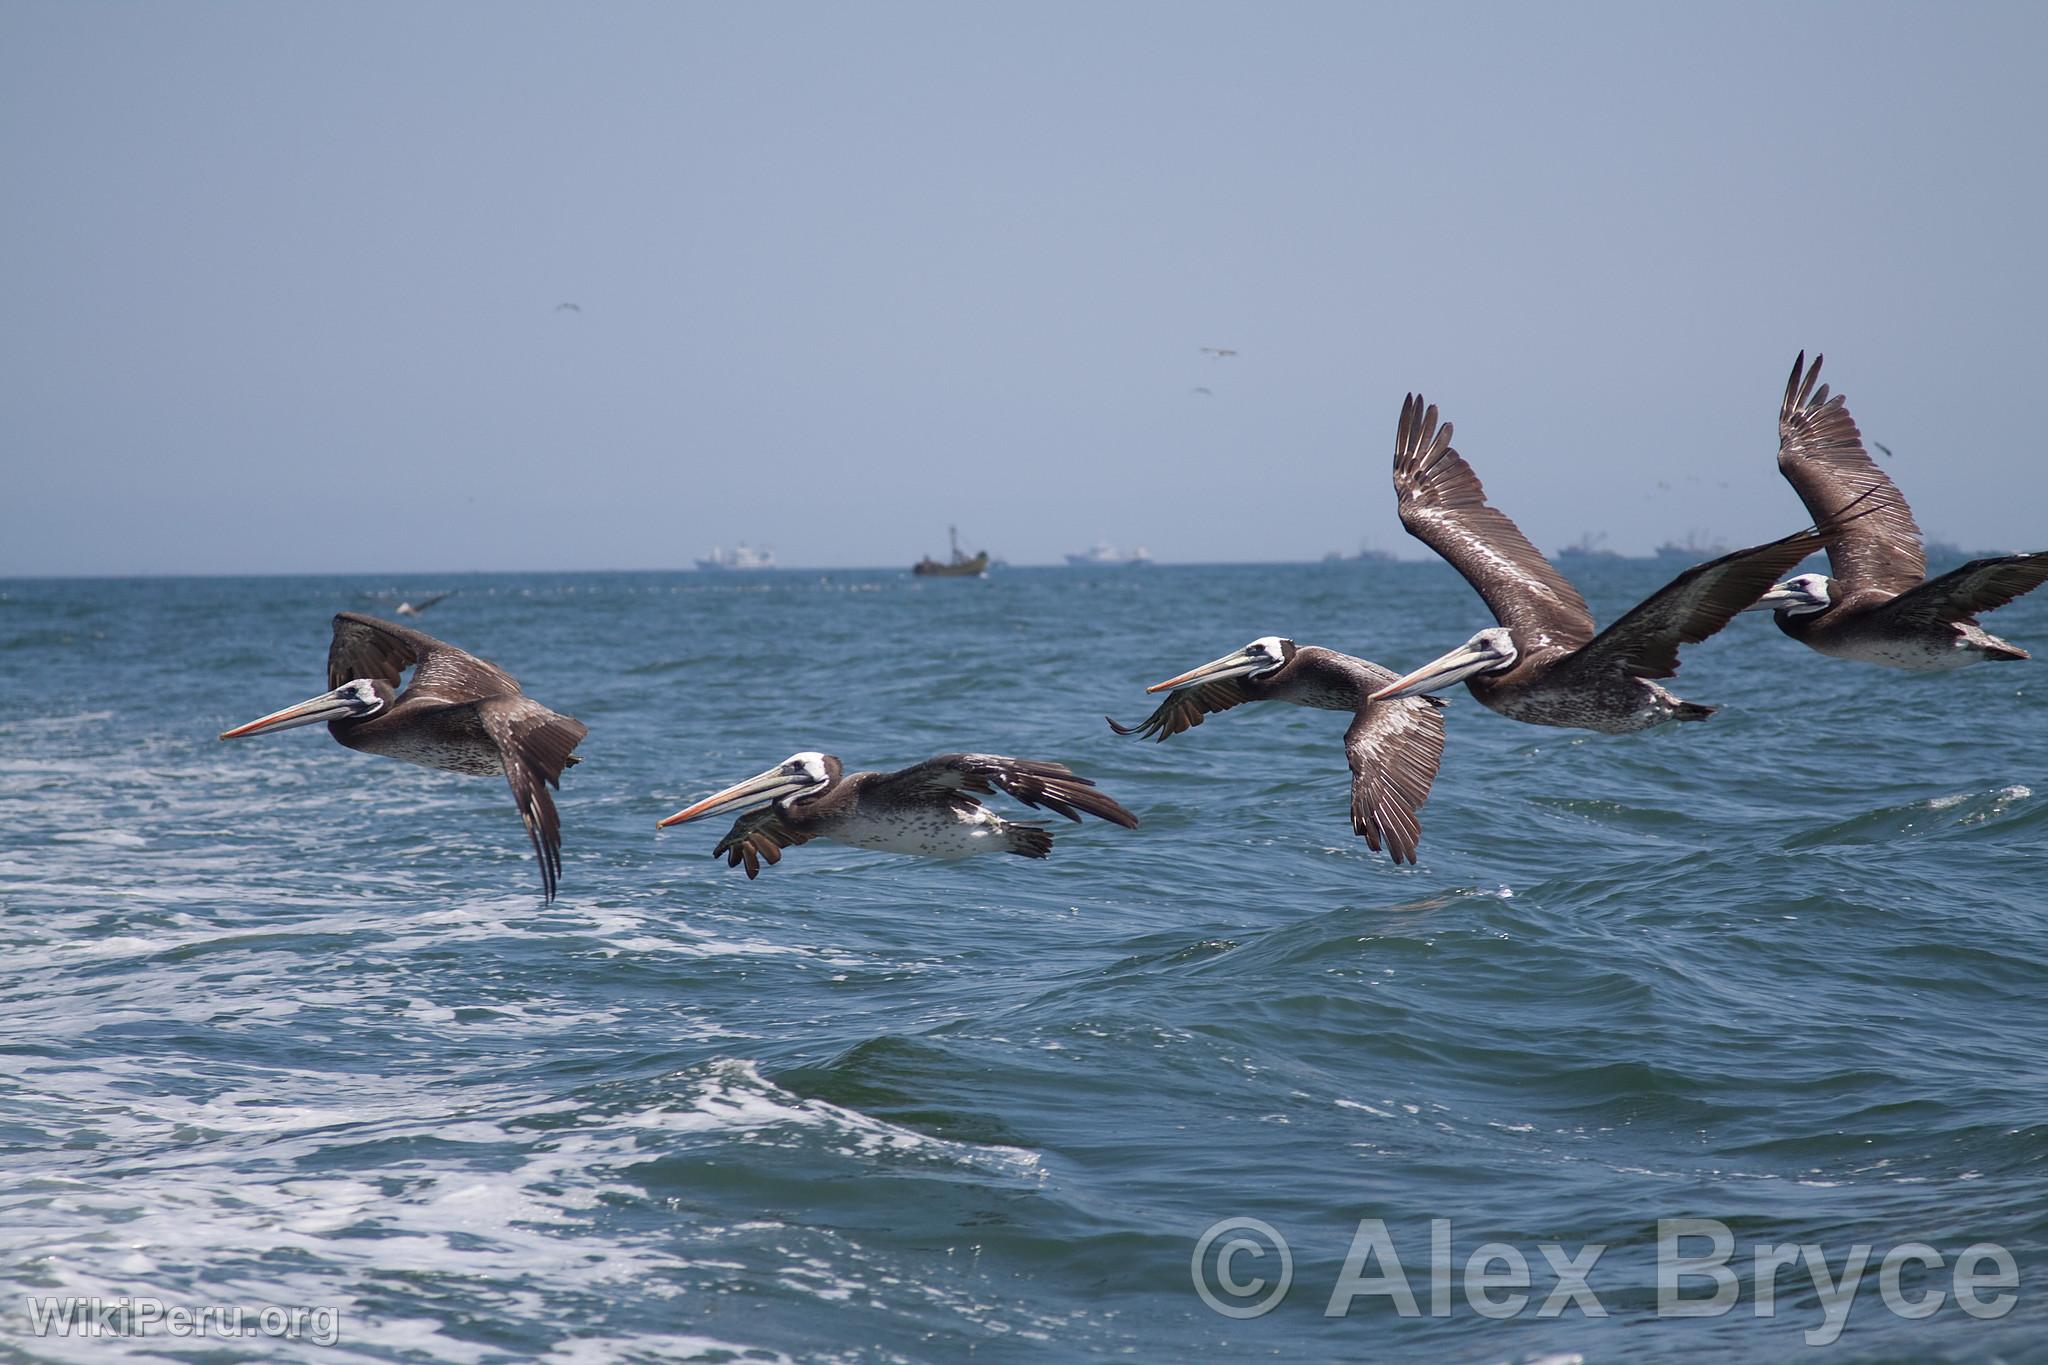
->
[1108,637,1445,863]
[1371,394,1834,731]
[1748,352,2048,668]
[395,591,453,617]
[220,613,587,900]
[657,752,1137,877]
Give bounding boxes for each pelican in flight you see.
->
[1200,347,1238,358]
[220,613,587,900]
[657,752,1137,877]
[1748,352,2048,668]
[1108,637,1445,863]
[395,591,454,617]
[1371,394,1833,731]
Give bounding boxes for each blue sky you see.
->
[4,2,2044,574]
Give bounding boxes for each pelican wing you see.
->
[476,698,587,902]
[1865,552,2048,630]
[1105,678,1257,741]
[1393,394,1595,650]
[1569,527,1829,680]
[1345,695,1446,865]
[328,612,519,703]
[1776,352,1924,595]
[712,807,817,879]
[877,755,1140,828]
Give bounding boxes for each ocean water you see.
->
[1,562,2043,1363]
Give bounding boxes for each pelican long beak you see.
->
[657,768,810,828]
[1146,647,1262,693]
[219,688,361,739]
[1744,585,1807,612]
[1370,642,1501,702]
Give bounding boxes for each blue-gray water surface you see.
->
[2,563,2044,1362]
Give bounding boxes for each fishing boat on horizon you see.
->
[912,526,990,577]
[1654,531,1728,560]
[1553,532,1624,563]
[1065,541,1152,567]
[695,544,776,572]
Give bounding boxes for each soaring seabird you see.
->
[219,613,587,900]
[656,753,1137,877]
[395,591,454,617]
[1371,394,1833,731]
[1748,352,2048,668]
[1108,637,1445,863]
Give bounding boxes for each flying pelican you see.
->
[1200,347,1238,358]
[1108,637,1445,863]
[395,591,454,617]
[656,752,1137,877]
[1748,353,2048,668]
[1370,394,1834,731]
[220,613,587,900]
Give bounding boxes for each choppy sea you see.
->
[2,562,2043,1362]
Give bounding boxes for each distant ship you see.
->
[1654,532,1728,561]
[695,544,775,572]
[1065,542,1152,567]
[1321,542,1399,564]
[912,526,990,577]
[1554,533,1623,562]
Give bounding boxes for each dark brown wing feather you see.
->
[1393,394,1595,651]
[1867,553,2048,630]
[712,807,817,879]
[877,754,1140,828]
[1568,527,1828,680]
[328,612,520,702]
[1345,698,1446,865]
[1105,678,1257,740]
[1776,352,1925,595]
[476,698,588,902]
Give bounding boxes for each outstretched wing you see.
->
[1567,527,1828,681]
[328,612,519,703]
[712,807,817,879]
[1866,552,2048,631]
[476,697,588,902]
[1106,677,1257,741]
[1346,697,1447,865]
[875,754,1140,828]
[1776,352,1925,595]
[1393,393,1595,651]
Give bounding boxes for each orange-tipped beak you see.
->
[657,768,809,828]
[1145,646,1263,694]
[219,688,359,739]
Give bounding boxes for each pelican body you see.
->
[1374,393,1833,732]
[220,613,587,900]
[658,752,1138,877]
[1751,353,2048,669]
[1108,637,1445,863]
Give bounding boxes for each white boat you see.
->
[695,544,776,571]
[1065,542,1153,567]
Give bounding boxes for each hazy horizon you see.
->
[6,2,2045,577]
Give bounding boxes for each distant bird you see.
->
[657,752,1137,877]
[1872,440,1894,459]
[219,613,587,900]
[1199,347,1238,358]
[1190,386,1213,396]
[395,591,454,618]
[1749,352,2048,668]
[555,302,581,312]
[1371,394,1833,731]
[1109,637,1445,863]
